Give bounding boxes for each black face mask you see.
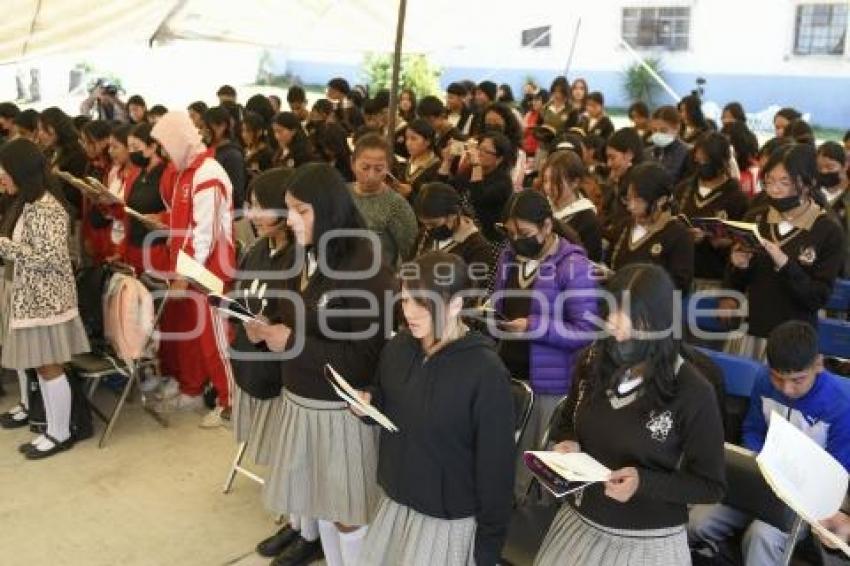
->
[129,150,151,168]
[697,162,721,180]
[509,234,544,258]
[429,224,453,241]
[605,336,649,368]
[769,194,801,213]
[818,171,842,189]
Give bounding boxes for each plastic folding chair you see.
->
[70,271,170,448]
[825,278,850,313]
[721,443,805,566]
[511,378,534,446]
[222,440,266,493]
[697,347,762,398]
[819,318,850,360]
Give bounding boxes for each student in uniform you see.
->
[645,105,690,185]
[241,111,275,184]
[272,112,314,169]
[723,121,761,199]
[416,96,465,157]
[118,123,171,275]
[679,94,709,145]
[721,102,747,126]
[396,119,441,203]
[353,251,516,566]
[79,119,115,264]
[578,92,614,140]
[248,163,394,566]
[540,149,603,262]
[818,141,850,276]
[535,263,726,566]
[689,320,850,565]
[676,133,748,291]
[483,103,527,189]
[0,139,91,459]
[722,143,845,360]
[438,131,515,243]
[492,189,598,498]
[445,82,474,137]
[38,107,88,238]
[413,182,497,292]
[773,107,802,139]
[542,76,578,133]
[570,78,589,114]
[350,133,418,268]
[609,162,694,291]
[600,128,645,252]
[628,101,652,145]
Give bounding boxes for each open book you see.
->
[757,413,850,557]
[324,364,398,433]
[689,217,764,249]
[175,250,225,295]
[56,170,164,229]
[524,450,612,498]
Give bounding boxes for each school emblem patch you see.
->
[798,246,817,266]
[646,410,674,442]
[650,243,663,256]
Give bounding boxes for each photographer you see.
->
[80,80,128,123]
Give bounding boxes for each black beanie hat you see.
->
[416,182,462,219]
[405,119,436,149]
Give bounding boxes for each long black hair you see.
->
[502,188,582,246]
[0,139,69,237]
[286,162,366,270]
[762,143,828,208]
[39,107,83,154]
[484,103,523,149]
[273,112,314,167]
[588,263,680,404]
[678,94,707,131]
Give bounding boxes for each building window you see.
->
[621,6,691,51]
[794,3,848,55]
[522,26,551,48]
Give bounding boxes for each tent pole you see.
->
[387,0,408,147]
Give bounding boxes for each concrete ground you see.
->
[0,375,319,566]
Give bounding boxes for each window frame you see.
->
[792,1,849,57]
[621,5,692,51]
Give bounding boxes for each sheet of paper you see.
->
[175,250,225,295]
[324,364,398,432]
[757,412,849,523]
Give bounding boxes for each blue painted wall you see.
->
[286,60,850,129]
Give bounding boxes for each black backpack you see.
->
[75,264,112,349]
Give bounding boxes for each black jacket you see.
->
[368,331,515,566]
[215,140,247,209]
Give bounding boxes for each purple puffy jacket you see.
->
[493,238,599,395]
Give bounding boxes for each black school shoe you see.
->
[257,524,300,558]
[23,434,75,460]
[271,537,323,566]
[0,404,29,429]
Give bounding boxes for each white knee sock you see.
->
[18,370,28,410]
[41,373,72,444]
[301,517,319,542]
[318,520,344,566]
[339,525,367,566]
[289,514,301,532]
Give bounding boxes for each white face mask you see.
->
[651,132,676,148]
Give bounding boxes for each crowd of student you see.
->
[0,73,849,565]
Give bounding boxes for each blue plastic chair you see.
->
[683,294,727,333]
[818,318,850,359]
[826,279,850,312]
[697,347,762,398]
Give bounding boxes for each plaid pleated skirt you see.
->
[534,504,691,566]
[358,495,476,566]
[233,386,284,467]
[262,390,380,526]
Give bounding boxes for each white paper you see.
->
[757,412,849,522]
[175,250,225,295]
[527,451,612,483]
[324,364,398,432]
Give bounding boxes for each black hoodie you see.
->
[367,330,515,566]
[215,140,246,209]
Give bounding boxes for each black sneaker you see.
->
[271,537,323,566]
[256,525,299,558]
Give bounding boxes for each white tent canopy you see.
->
[0,0,562,64]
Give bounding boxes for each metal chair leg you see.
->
[98,369,137,449]
[223,442,249,494]
[780,515,805,566]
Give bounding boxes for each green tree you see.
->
[362,52,442,96]
[622,57,664,106]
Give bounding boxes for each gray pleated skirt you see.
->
[534,504,691,566]
[358,495,476,566]
[233,386,285,468]
[1,276,90,370]
[723,333,768,362]
[262,390,380,526]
